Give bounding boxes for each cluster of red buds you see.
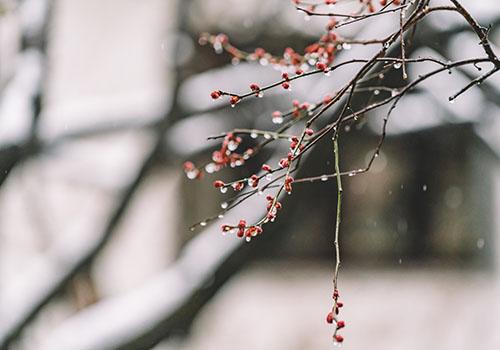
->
[205,133,254,176]
[306,35,336,67]
[284,176,294,194]
[291,99,313,118]
[249,83,263,97]
[199,22,343,75]
[211,90,241,107]
[221,220,263,242]
[265,195,283,222]
[293,0,400,13]
[326,288,345,345]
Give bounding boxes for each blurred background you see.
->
[0,0,499,349]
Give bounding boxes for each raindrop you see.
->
[258,190,264,196]
[374,89,380,95]
[344,125,351,132]
[391,89,398,97]
[342,43,351,50]
[200,221,207,227]
[348,172,356,177]
[186,170,198,180]
[218,214,224,219]
[213,43,223,54]
[205,163,217,174]
[220,187,228,194]
[422,184,427,191]
[257,92,264,98]
[228,141,238,151]
[250,132,258,139]
[245,236,252,242]
[393,62,402,69]
[272,116,284,124]
[266,173,273,180]
[263,133,272,139]
[321,175,328,181]
[221,202,228,209]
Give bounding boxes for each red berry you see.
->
[250,174,259,188]
[305,128,314,136]
[279,158,289,168]
[262,164,272,172]
[281,82,290,90]
[336,320,345,329]
[334,335,344,343]
[250,83,260,91]
[238,220,246,228]
[282,72,289,80]
[232,182,244,191]
[215,33,228,44]
[254,47,265,58]
[211,90,221,99]
[183,161,195,171]
[230,95,240,106]
[316,62,327,71]
[326,312,334,324]
[213,180,225,188]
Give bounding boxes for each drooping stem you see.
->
[333,135,342,290]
